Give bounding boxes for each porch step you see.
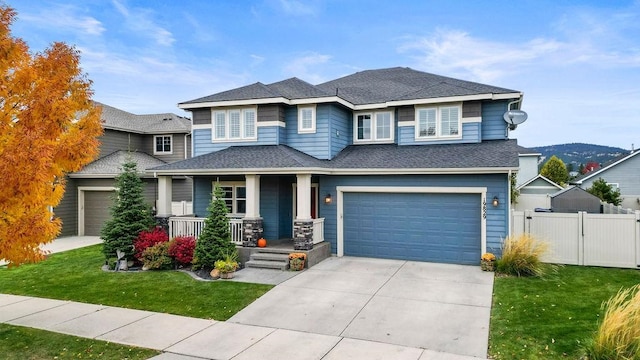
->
[245,259,289,271]
[251,253,290,262]
[245,250,290,271]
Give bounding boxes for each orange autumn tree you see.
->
[0,5,103,265]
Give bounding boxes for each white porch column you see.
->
[157,175,172,217]
[296,174,312,220]
[245,174,261,219]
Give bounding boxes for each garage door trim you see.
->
[336,186,487,258]
[78,186,116,236]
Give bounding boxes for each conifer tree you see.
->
[101,159,155,260]
[587,178,622,206]
[192,183,237,270]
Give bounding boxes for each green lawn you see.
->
[489,265,640,359]
[0,323,159,360]
[0,245,273,321]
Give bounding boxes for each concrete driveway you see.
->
[229,257,494,359]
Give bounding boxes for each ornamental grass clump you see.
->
[496,233,549,277]
[584,284,640,360]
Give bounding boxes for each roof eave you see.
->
[574,150,640,184]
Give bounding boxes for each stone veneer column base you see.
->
[293,219,314,250]
[242,218,263,247]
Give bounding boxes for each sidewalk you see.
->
[0,293,481,360]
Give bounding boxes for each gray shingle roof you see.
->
[97,102,191,134]
[72,150,166,177]
[149,140,519,174]
[179,67,520,107]
[317,67,519,105]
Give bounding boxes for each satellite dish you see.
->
[503,110,528,125]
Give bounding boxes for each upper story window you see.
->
[212,108,256,141]
[154,135,172,154]
[415,105,461,140]
[298,106,316,134]
[354,110,394,143]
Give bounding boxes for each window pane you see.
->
[441,107,459,136]
[215,112,226,139]
[163,137,171,152]
[224,199,233,212]
[229,111,241,138]
[236,200,246,214]
[376,112,391,139]
[236,186,246,199]
[357,114,371,140]
[301,108,313,129]
[220,186,233,199]
[155,137,163,152]
[418,109,436,137]
[244,110,255,138]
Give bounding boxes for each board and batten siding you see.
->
[481,100,509,140]
[98,130,145,159]
[318,174,509,256]
[192,108,211,125]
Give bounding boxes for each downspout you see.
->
[508,169,512,236]
[505,98,523,138]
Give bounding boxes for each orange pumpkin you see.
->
[257,238,267,248]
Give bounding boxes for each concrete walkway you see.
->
[0,237,493,359]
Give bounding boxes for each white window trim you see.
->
[211,108,257,142]
[353,110,395,144]
[297,105,316,134]
[213,182,246,216]
[154,135,173,155]
[415,104,462,141]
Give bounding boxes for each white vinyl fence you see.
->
[171,201,193,216]
[511,210,640,269]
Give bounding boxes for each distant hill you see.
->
[529,143,629,171]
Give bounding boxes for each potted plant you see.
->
[214,250,239,279]
[481,252,496,271]
[289,252,306,271]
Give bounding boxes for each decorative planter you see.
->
[289,258,305,271]
[219,271,235,279]
[481,259,495,272]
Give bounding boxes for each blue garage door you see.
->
[343,192,481,264]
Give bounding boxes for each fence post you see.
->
[578,211,585,266]
[636,211,640,267]
[524,210,533,234]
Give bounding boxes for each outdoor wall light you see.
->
[324,193,332,204]
[492,196,499,207]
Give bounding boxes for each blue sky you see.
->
[7,0,640,149]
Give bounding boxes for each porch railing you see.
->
[168,215,243,245]
[313,218,325,244]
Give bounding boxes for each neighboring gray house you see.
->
[55,103,192,236]
[516,145,541,187]
[550,186,601,213]
[574,150,640,210]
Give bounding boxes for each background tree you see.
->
[192,183,237,270]
[586,178,622,206]
[0,6,102,265]
[101,159,155,261]
[540,155,569,186]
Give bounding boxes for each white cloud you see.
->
[278,0,316,15]
[282,53,331,83]
[111,0,175,47]
[19,5,105,36]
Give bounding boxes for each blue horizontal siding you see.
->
[193,127,278,156]
[481,100,509,140]
[398,122,481,145]
[329,105,352,159]
[284,105,330,159]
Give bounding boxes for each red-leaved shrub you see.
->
[134,227,169,261]
[168,236,196,265]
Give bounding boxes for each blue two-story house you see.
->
[151,67,523,265]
